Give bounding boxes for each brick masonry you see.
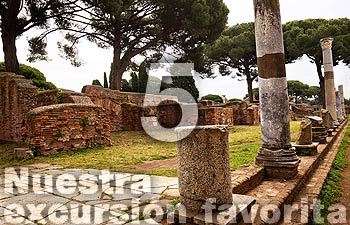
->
[84,85,257,131]
[26,104,111,155]
[36,89,58,107]
[0,73,37,141]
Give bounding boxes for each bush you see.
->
[201,94,223,103]
[0,62,56,90]
[229,98,242,102]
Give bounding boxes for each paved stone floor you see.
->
[0,164,179,225]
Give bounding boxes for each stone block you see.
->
[292,142,319,156]
[296,119,312,145]
[14,148,34,160]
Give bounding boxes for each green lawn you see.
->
[0,121,301,176]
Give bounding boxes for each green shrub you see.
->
[0,62,56,90]
[229,98,242,102]
[201,94,223,103]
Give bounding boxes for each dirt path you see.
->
[338,139,350,224]
[132,157,178,172]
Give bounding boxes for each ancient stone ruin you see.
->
[0,72,111,155]
[292,118,319,156]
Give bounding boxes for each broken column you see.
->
[254,0,299,179]
[292,119,319,156]
[336,91,344,122]
[320,38,338,124]
[174,125,256,224]
[339,85,346,120]
[176,125,232,211]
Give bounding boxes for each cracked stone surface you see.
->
[0,165,179,224]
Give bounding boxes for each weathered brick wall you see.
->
[36,89,58,107]
[61,90,89,103]
[244,105,260,125]
[0,73,38,141]
[26,104,110,155]
[198,107,234,127]
[225,101,260,125]
[82,85,178,131]
[121,103,144,131]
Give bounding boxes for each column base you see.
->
[292,142,319,156]
[256,147,300,180]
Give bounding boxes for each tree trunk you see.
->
[247,74,254,103]
[110,37,125,90]
[244,65,254,103]
[1,30,19,74]
[316,62,325,109]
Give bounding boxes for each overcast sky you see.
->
[0,0,349,99]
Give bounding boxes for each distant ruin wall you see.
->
[225,101,260,125]
[36,89,58,107]
[0,73,37,141]
[26,104,110,155]
[198,107,234,127]
[82,85,179,131]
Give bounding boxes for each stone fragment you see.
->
[14,148,34,160]
[296,119,312,145]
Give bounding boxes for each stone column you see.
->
[339,85,346,119]
[321,38,338,122]
[336,91,343,121]
[254,0,299,179]
[176,125,232,212]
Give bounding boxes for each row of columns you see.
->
[175,0,347,220]
[321,38,347,123]
[255,0,347,179]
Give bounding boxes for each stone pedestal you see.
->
[312,127,328,144]
[306,116,328,144]
[292,143,319,156]
[176,125,233,212]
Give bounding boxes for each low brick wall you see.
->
[198,107,234,127]
[83,85,179,131]
[224,101,260,125]
[26,104,110,155]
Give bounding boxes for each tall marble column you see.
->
[320,38,337,122]
[339,85,346,119]
[254,0,299,179]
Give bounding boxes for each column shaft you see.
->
[321,38,337,122]
[254,0,299,179]
[339,85,346,118]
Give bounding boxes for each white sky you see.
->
[0,0,349,99]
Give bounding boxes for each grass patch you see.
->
[0,122,301,176]
[315,123,350,224]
